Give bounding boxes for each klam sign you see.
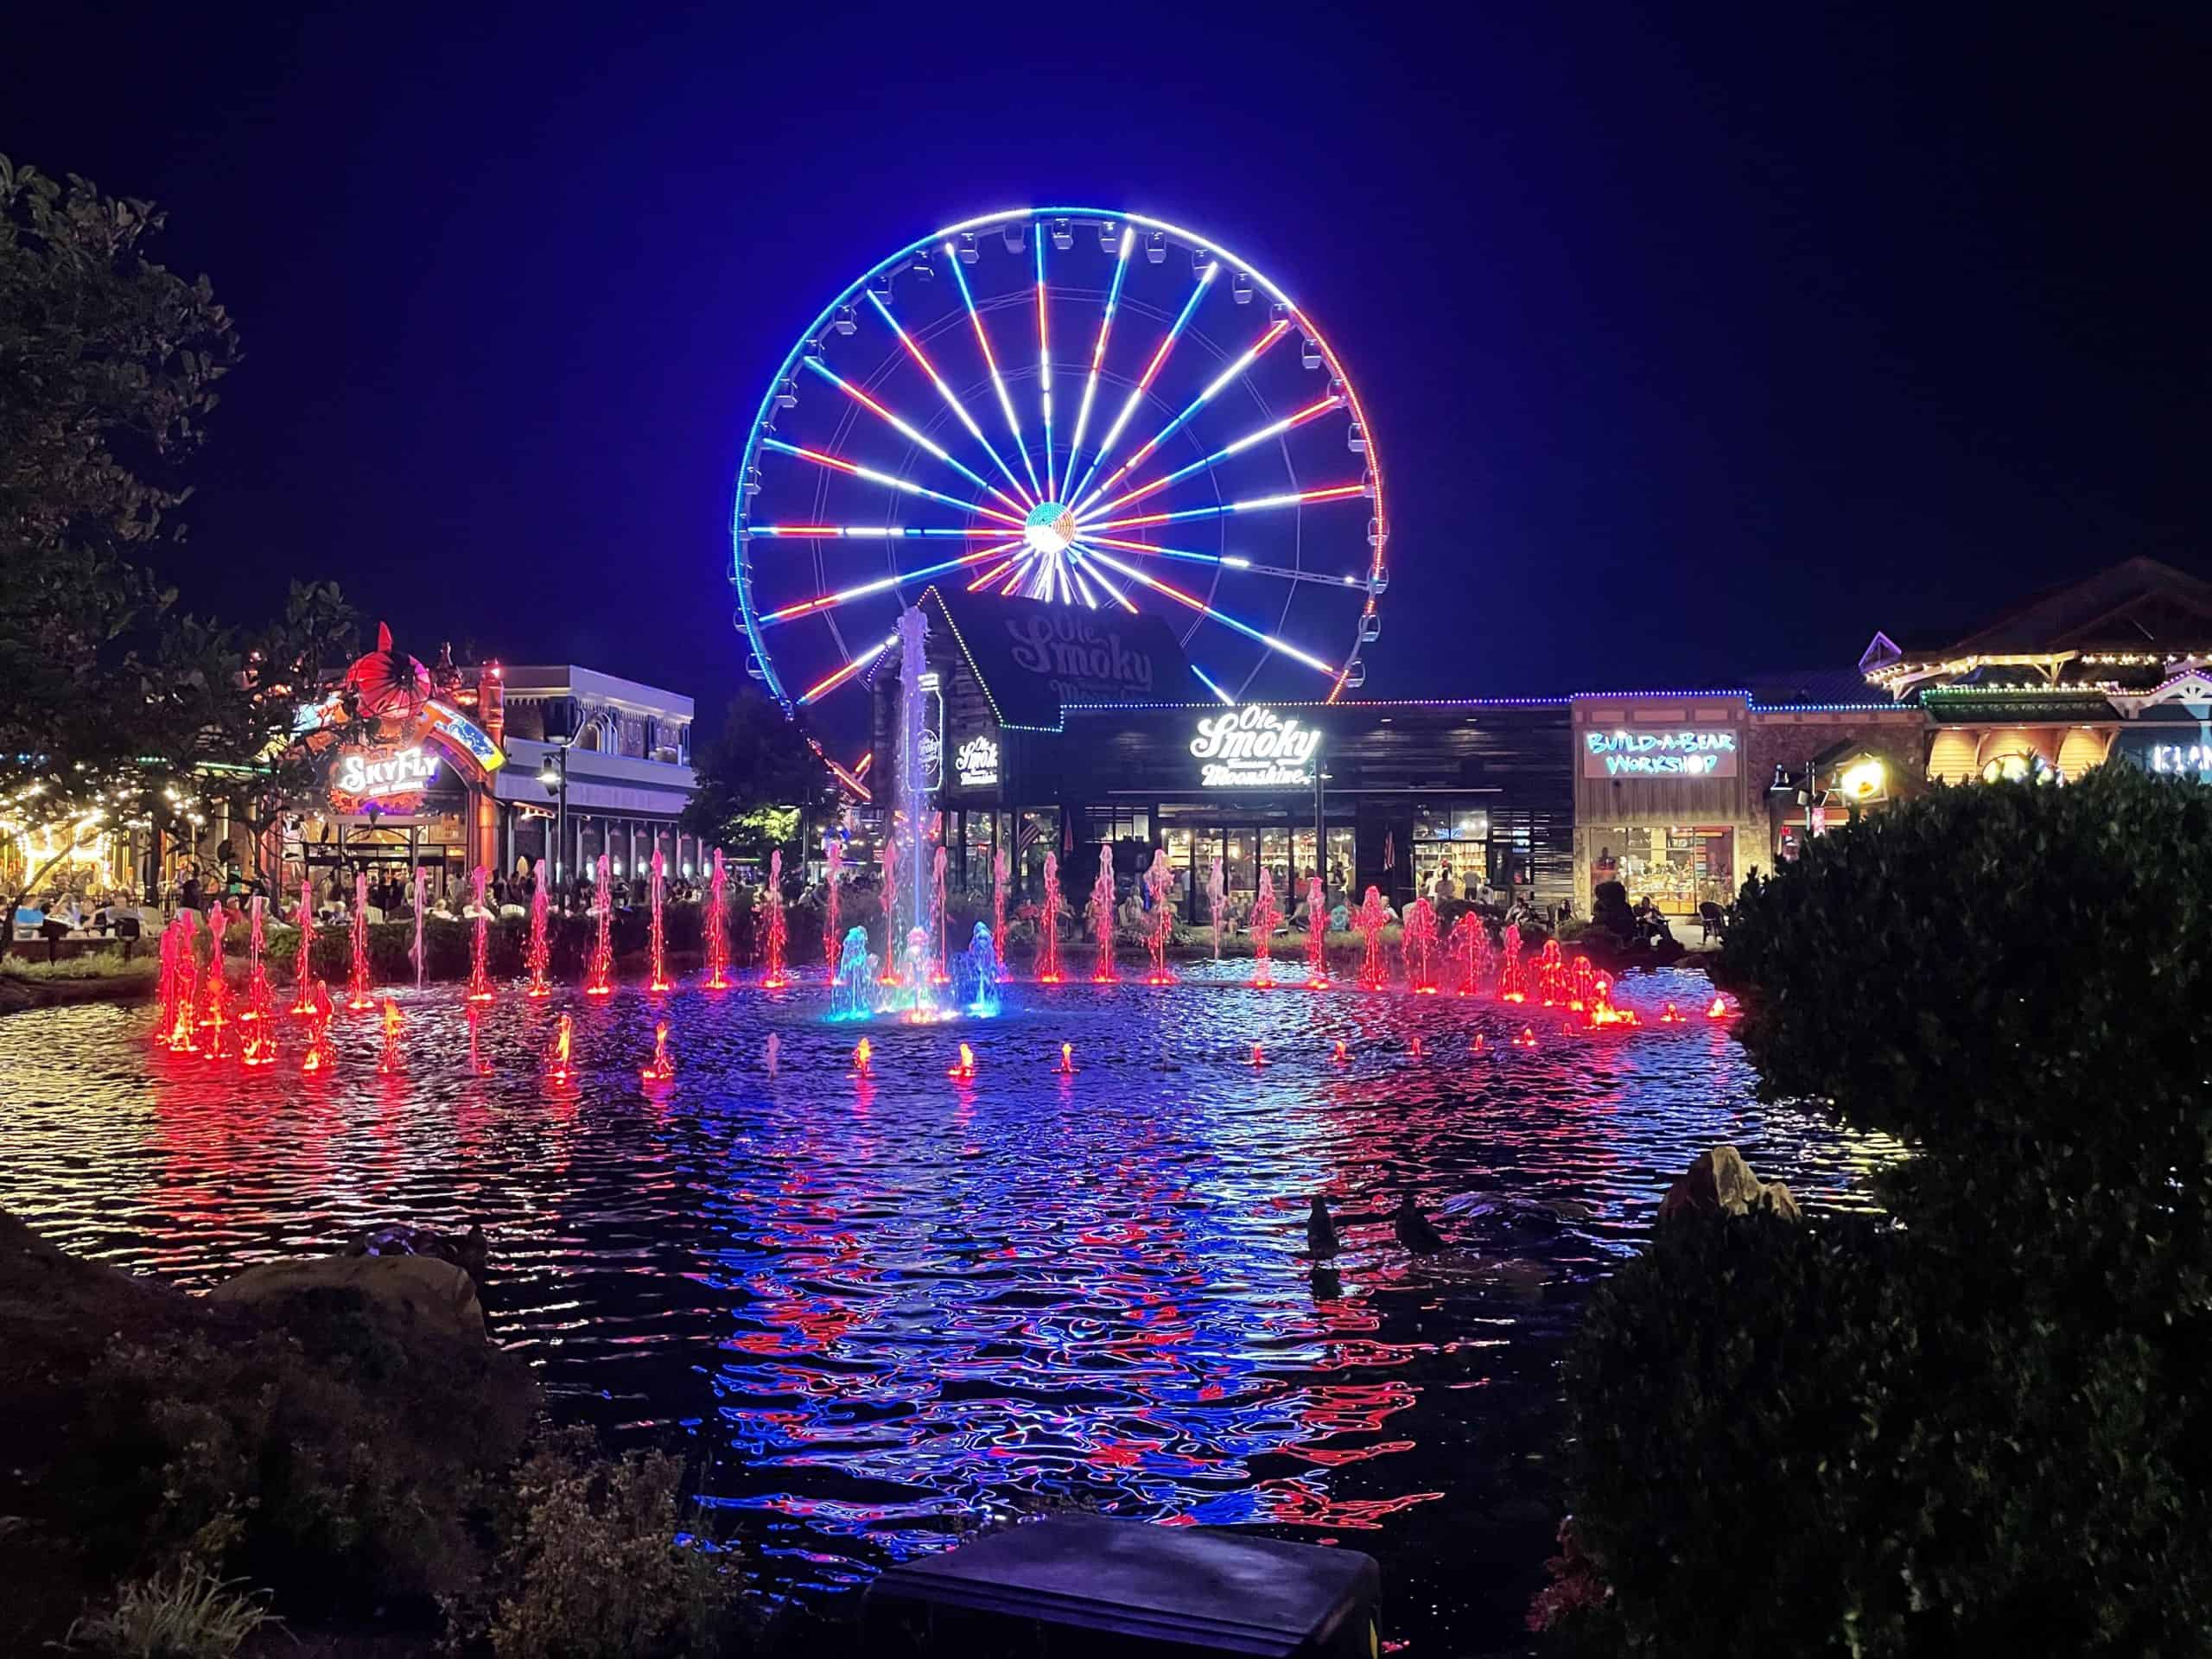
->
[1190,706,1323,788]
[330,745,440,814]
[954,734,1001,788]
[1583,728,1738,779]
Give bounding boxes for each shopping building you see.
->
[871,587,1576,919]
[1859,556,2212,785]
[276,639,700,899]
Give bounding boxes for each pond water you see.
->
[0,963,1892,1656]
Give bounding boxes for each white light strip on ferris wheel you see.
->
[760,437,1027,528]
[1063,226,1134,491]
[1068,547,1140,613]
[1083,394,1343,521]
[864,289,1034,507]
[945,245,1043,500]
[1071,318,1292,516]
[800,358,1025,512]
[760,539,1023,626]
[1081,481,1368,533]
[1077,546,1338,677]
[1082,534,1361,588]
[1067,263,1217,506]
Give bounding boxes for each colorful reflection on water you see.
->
[0,964,1895,1654]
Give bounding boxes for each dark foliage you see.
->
[1557,769,2212,1656]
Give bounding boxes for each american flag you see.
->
[1383,831,1396,871]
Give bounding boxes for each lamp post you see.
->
[536,741,574,906]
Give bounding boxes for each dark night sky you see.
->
[10,3,2208,734]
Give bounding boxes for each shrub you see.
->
[451,1427,747,1659]
[1557,768,2212,1656]
[64,1557,275,1659]
[73,1289,535,1625]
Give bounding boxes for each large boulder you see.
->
[208,1252,486,1341]
[1656,1146,1803,1224]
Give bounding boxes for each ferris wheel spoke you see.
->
[796,632,899,707]
[1071,319,1292,516]
[801,358,1026,512]
[1065,261,1217,507]
[1074,546,1340,678]
[1079,481,1368,536]
[1188,664,1236,705]
[865,290,1035,507]
[1033,230,1055,499]
[748,524,1020,539]
[1063,226,1134,492]
[1067,548,1141,613]
[1084,393,1344,521]
[760,538,1024,626]
[1082,533,1367,588]
[760,436,1027,529]
[945,246,1043,500]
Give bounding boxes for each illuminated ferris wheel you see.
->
[730,208,1388,715]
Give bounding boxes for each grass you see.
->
[63,1559,276,1658]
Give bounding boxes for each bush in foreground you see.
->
[1554,770,2212,1656]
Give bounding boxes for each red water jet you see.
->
[641,1019,676,1084]
[467,866,495,1002]
[583,855,613,996]
[760,849,790,988]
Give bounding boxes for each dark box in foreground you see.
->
[863,1514,1381,1657]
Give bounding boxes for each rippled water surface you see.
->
[0,963,1892,1654]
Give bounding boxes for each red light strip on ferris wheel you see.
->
[1066,263,1217,505]
[864,289,1034,506]
[760,437,1026,528]
[800,358,1025,512]
[796,633,898,706]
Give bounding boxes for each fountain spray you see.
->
[878,833,901,984]
[526,868,551,996]
[703,848,730,989]
[1498,922,1527,1002]
[546,1012,575,1084]
[931,843,950,985]
[289,893,316,1015]
[1207,855,1226,958]
[411,867,428,988]
[243,896,270,1020]
[1038,851,1064,983]
[647,848,671,992]
[894,606,931,982]
[299,983,335,1074]
[1402,896,1440,994]
[1447,909,1491,995]
[1355,886,1390,992]
[1305,876,1328,988]
[991,844,1009,969]
[1142,848,1175,984]
[583,853,613,996]
[641,1020,676,1084]
[377,998,405,1076]
[467,866,493,1002]
[346,870,373,1009]
[1088,845,1118,984]
[760,849,789,988]
[1249,868,1281,988]
[823,834,842,984]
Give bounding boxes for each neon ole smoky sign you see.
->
[1190,706,1323,788]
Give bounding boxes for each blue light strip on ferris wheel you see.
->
[1078,545,1337,677]
[945,246,1042,499]
[1071,319,1291,516]
[1190,664,1235,705]
[1064,226,1133,492]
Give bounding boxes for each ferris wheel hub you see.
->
[1022,500,1077,558]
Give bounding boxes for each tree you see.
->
[0,156,244,919]
[678,690,830,863]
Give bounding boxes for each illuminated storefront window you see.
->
[1588,825,1734,914]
